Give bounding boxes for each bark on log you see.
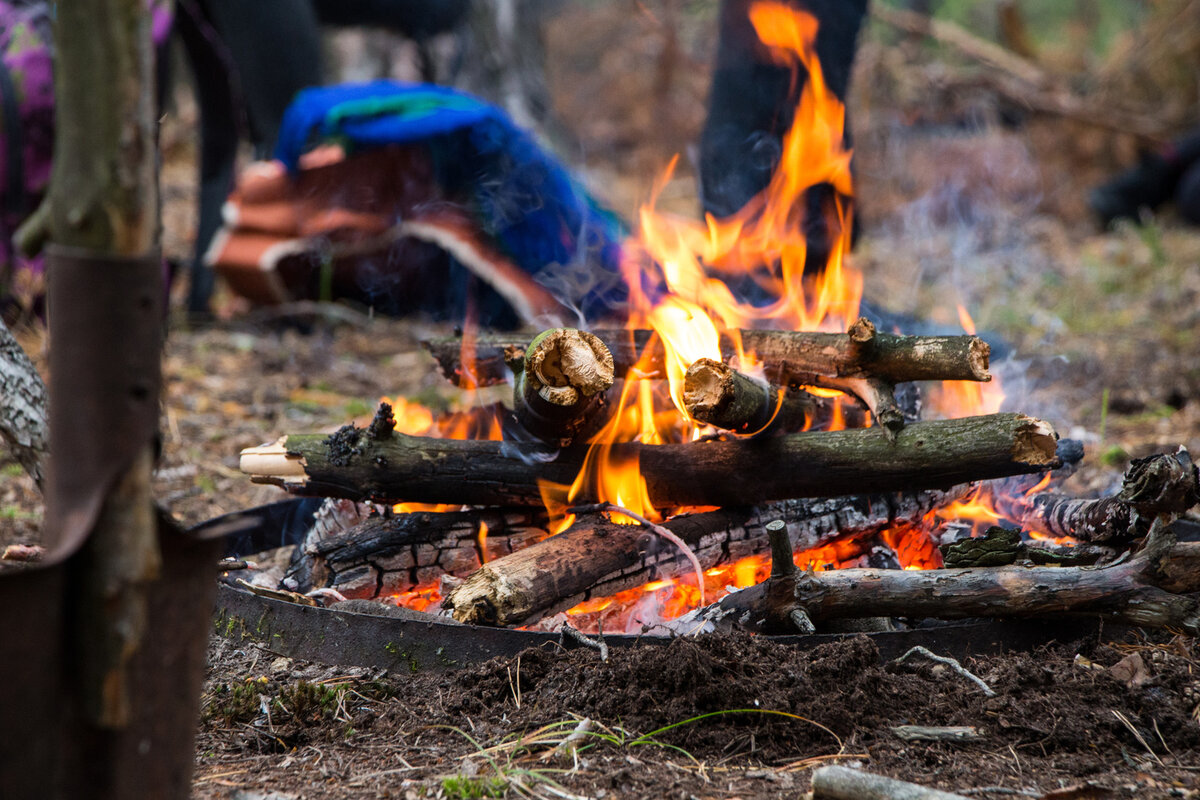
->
[284,507,548,599]
[241,412,1059,508]
[513,328,614,445]
[424,320,990,388]
[682,357,862,434]
[681,525,1200,636]
[0,318,47,487]
[812,765,971,800]
[995,450,1199,543]
[443,487,970,626]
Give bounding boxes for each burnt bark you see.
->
[682,357,859,434]
[512,328,615,445]
[284,507,548,599]
[242,412,1059,508]
[996,450,1199,543]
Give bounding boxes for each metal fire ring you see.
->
[201,500,1140,673]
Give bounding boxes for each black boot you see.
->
[1089,129,1200,228]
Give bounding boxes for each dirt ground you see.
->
[3,2,1200,798]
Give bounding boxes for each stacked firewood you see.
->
[239,322,1200,634]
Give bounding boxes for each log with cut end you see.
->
[682,358,864,434]
[995,450,1199,543]
[240,412,1059,508]
[513,328,615,445]
[424,320,990,388]
[443,487,970,627]
[681,525,1200,636]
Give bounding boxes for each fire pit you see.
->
[216,1,1200,652]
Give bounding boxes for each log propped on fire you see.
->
[678,521,1200,637]
[240,410,1059,508]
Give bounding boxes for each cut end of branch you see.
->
[682,358,734,421]
[848,317,876,344]
[240,437,309,484]
[526,328,615,407]
[1011,416,1059,466]
[969,338,992,381]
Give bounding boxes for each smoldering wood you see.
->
[811,765,972,800]
[512,328,615,445]
[681,527,1200,636]
[682,357,864,434]
[995,450,1199,543]
[240,411,1059,508]
[443,486,971,627]
[424,320,991,388]
[284,507,548,599]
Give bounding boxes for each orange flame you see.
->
[378,2,1061,629]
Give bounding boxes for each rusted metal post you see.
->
[0,2,219,798]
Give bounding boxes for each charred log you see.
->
[240,412,1059,508]
[443,487,970,627]
[995,450,1199,543]
[283,507,548,599]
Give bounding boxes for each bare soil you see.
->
[193,630,1200,799]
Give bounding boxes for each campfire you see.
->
[237,2,1200,637]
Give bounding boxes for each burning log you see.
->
[512,328,615,445]
[240,411,1059,508]
[443,487,970,626]
[682,358,862,434]
[996,450,1199,543]
[424,320,990,389]
[283,507,548,599]
[682,522,1200,636]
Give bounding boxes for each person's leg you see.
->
[1089,129,1200,228]
[201,0,323,155]
[310,0,470,39]
[176,0,241,314]
[1175,158,1200,225]
[699,0,868,275]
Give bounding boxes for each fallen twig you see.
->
[559,623,609,662]
[895,646,997,698]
